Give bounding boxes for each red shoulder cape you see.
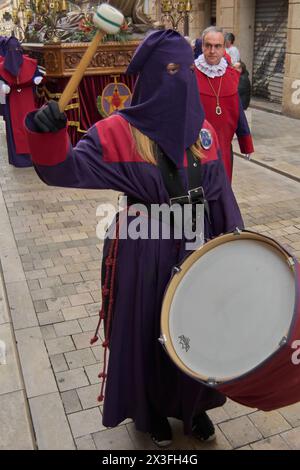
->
[195,67,240,180]
[0,56,37,154]
[97,115,219,165]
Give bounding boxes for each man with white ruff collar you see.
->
[195,26,254,182]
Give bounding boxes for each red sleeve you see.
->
[238,135,254,154]
[25,111,70,165]
[236,98,254,154]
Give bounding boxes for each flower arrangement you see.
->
[69,14,130,43]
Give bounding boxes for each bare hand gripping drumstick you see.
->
[58,3,124,113]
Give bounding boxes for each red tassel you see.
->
[98,372,107,378]
[90,336,99,345]
[93,217,123,404]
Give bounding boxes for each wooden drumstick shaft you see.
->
[58,30,104,112]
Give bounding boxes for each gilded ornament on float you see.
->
[11,0,69,42]
[160,0,192,35]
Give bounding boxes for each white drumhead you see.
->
[166,236,296,382]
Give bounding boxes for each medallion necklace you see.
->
[206,75,223,116]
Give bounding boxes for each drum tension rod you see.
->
[279,336,287,347]
[233,227,242,235]
[287,257,295,268]
[158,335,167,345]
[207,378,217,386]
[173,266,182,274]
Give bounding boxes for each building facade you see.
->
[150,0,300,119]
[214,0,299,119]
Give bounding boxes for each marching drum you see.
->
[160,231,300,411]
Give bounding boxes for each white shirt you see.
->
[226,46,240,65]
[0,80,6,104]
[194,54,228,78]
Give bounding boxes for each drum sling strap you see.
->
[127,146,210,225]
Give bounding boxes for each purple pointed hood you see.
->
[194,38,202,59]
[0,36,7,57]
[4,37,23,77]
[118,29,205,167]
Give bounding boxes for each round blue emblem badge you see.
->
[199,128,213,150]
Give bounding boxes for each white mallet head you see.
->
[93,3,124,35]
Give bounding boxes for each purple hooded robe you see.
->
[25,30,244,434]
[0,37,42,167]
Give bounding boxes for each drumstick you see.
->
[58,4,124,113]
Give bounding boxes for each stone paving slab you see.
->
[29,392,75,450]
[6,281,38,330]
[0,390,34,450]
[68,407,104,438]
[0,323,22,395]
[250,435,290,450]
[233,108,300,182]
[15,327,58,398]
[281,427,300,450]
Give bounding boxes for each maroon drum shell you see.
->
[217,262,300,411]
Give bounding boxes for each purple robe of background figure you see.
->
[25,30,243,439]
[0,37,43,167]
[0,36,7,117]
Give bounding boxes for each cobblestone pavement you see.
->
[233,107,300,181]
[0,119,300,450]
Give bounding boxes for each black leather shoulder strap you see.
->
[186,148,203,193]
[156,145,202,200]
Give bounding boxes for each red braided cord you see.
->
[97,220,120,402]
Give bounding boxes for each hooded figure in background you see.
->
[0,36,7,116]
[193,38,202,60]
[0,37,44,167]
[25,29,243,447]
[0,36,6,56]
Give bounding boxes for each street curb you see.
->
[0,262,37,449]
[0,133,37,449]
[249,103,282,116]
[235,152,300,184]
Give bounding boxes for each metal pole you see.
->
[183,11,189,36]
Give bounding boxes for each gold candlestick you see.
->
[25,7,33,22]
[185,1,192,12]
[177,2,185,13]
[61,0,68,12]
[160,0,192,35]
[162,1,172,13]
[12,8,18,22]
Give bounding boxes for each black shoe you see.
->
[192,412,216,442]
[150,417,172,448]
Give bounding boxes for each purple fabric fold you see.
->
[119,29,205,167]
